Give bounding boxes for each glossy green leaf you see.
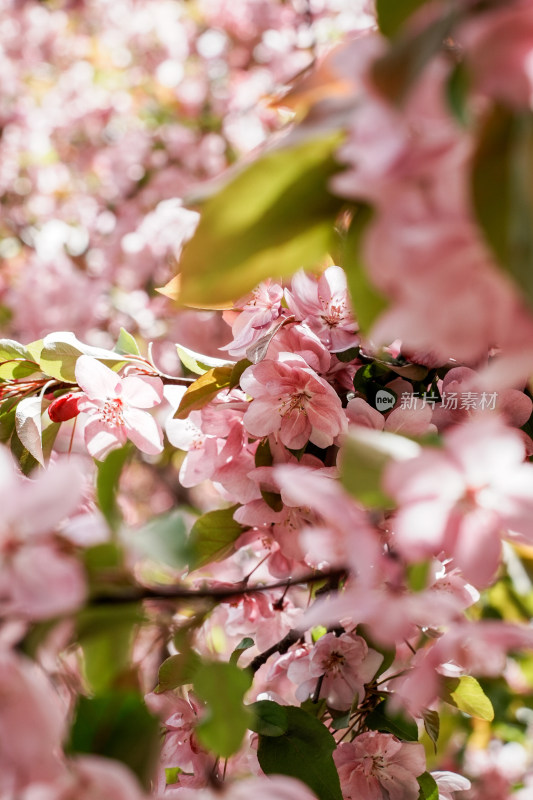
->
[472,106,533,310]
[175,133,345,306]
[257,705,343,800]
[0,339,34,361]
[0,360,40,380]
[248,699,289,737]
[187,505,243,570]
[376,0,429,37]
[366,700,419,742]
[174,366,233,420]
[340,205,387,335]
[96,445,131,531]
[193,661,253,758]
[417,771,439,800]
[443,675,495,721]
[156,650,202,692]
[230,637,254,666]
[132,510,189,568]
[67,691,160,789]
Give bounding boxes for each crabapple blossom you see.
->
[285,266,359,353]
[18,756,148,800]
[286,631,383,709]
[334,731,426,800]
[221,280,284,358]
[241,353,347,449]
[75,356,164,460]
[0,448,86,620]
[0,646,66,794]
[163,775,319,800]
[384,417,533,586]
[432,771,471,800]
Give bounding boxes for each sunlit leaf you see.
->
[156,650,202,693]
[417,771,439,800]
[443,675,495,721]
[174,133,345,307]
[174,367,233,420]
[176,344,233,376]
[96,445,131,531]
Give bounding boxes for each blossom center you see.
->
[100,398,125,426]
[320,300,345,328]
[278,391,310,416]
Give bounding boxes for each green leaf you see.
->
[67,691,160,789]
[174,133,345,307]
[0,339,34,361]
[446,61,470,127]
[366,700,419,742]
[230,637,255,666]
[443,675,495,721]
[422,708,440,752]
[340,427,420,508]
[0,360,40,380]
[229,358,252,389]
[340,205,387,335]
[10,428,40,475]
[187,505,243,570]
[249,700,289,737]
[193,661,253,758]
[257,705,343,800]
[156,651,202,692]
[96,445,131,531]
[116,327,141,356]
[0,404,16,443]
[176,344,233,375]
[376,0,429,38]
[174,367,233,420]
[39,333,126,382]
[472,106,533,309]
[76,603,145,694]
[407,561,431,593]
[132,510,189,569]
[417,771,439,800]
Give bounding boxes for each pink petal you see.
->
[123,407,163,455]
[121,374,164,408]
[84,417,126,460]
[75,355,122,400]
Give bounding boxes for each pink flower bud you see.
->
[48,393,82,423]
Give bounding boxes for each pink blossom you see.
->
[75,356,164,460]
[0,646,66,794]
[432,771,471,800]
[19,756,147,800]
[221,280,284,358]
[346,396,436,436]
[285,266,359,353]
[287,631,383,709]
[384,417,533,586]
[0,448,87,620]
[334,731,426,800]
[162,774,318,800]
[241,353,347,449]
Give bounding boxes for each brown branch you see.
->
[90,568,347,606]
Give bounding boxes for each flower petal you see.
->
[123,407,163,455]
[121,375,164,408]
[75,356,122,400]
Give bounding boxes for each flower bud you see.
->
[48,393,82,422]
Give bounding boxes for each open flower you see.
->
[240,353,346,449]
[75,356,164,460]
[334,731,426,800]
